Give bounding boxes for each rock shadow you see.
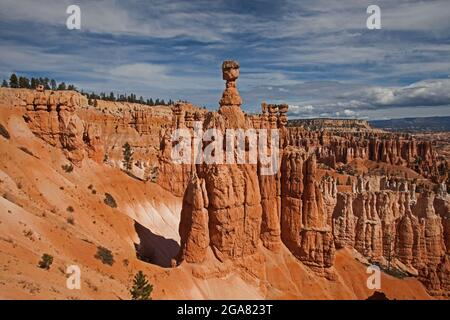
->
[134,221,180,268]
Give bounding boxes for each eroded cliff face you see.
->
[2,60,449,299]
[330,180,450,295]
[20,86,89,164]
[286,128,445,180]
[13,86,178,181]
[280,149,336,278]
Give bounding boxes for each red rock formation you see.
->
[83,123,104,162]
[178,173,209,263]
[218,60,246,128]
[23,87,88,164]
[177,61,263,263]
[352,192,383,260]
[281,148,335,274]
[434,196,450,253]
[333,193,356,248]
[412,192,445,267]
[330,184,450,295]
[258,104,284,251]
[286,127,446,181]
[157,126,192,196]
[396,207,420,266]
[259,172,281,251]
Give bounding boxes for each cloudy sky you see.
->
[0,0,449,120]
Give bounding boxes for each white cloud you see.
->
[109,63,168,82]
[343,109,357,116]
[0,0,239,41]
[361,79,450,107]
[288,105,316,117]
[285,78,450,119]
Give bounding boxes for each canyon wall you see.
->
[287,128,445,180]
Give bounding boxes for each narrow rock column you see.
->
[178,173,210,263]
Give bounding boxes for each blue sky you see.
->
[0,0,449,120]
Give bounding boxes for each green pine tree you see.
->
[18,76,30,88]
[1,80,8,87]
[43,77,50,89]
[9,74,19,88]
[122,142,134,172]
[38,253,54,270]
[130,271,153,300]
[30,78,38,89]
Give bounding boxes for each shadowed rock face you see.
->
[134,221,180,268]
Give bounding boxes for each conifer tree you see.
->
[18,76,30,88]
[130,271,153,300]
[9,74,18,88]
[57,82,66,90]
[30,78,38,89]
[122,142,134,172]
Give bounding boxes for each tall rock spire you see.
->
[219,60,242,107]
[218,60,246,128]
